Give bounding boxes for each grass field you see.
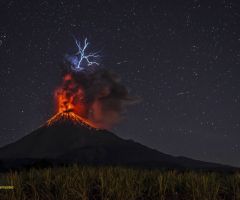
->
[0,165,239,200]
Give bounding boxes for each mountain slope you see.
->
[0,112,236,170]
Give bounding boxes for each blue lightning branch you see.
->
[66,38,100,71]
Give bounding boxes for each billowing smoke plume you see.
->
[55,69,135,129]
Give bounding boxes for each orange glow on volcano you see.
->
[48,73,97,128]
[55,74,87,115]
[47,70,133,130]
[46,111,97,129]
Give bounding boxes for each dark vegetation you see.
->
[0,165,240,200]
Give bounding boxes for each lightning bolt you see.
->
[66,38,100,71]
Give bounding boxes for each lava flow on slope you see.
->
[46,73,99,129]
[46,111,98,129]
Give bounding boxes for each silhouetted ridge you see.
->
[0,113,238,171]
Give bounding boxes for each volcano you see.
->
[0,111,237,171]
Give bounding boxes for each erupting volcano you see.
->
[47,73,97,129]
[47,72,97,128]
[46,69,134,130]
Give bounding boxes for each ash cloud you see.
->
[56,67,136,129]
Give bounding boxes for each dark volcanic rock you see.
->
[0,112,237,171]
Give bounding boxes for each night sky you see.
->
[0,0,240,167]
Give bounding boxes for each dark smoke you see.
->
[56,68,136,129]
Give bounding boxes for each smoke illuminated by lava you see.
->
[51,69,134,129]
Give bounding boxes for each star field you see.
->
[0,0,240,166]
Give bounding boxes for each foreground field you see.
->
[0,165,240,200]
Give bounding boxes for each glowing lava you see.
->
[46,111,96,129]
[54,73,88,116]
[47,73,98,129]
